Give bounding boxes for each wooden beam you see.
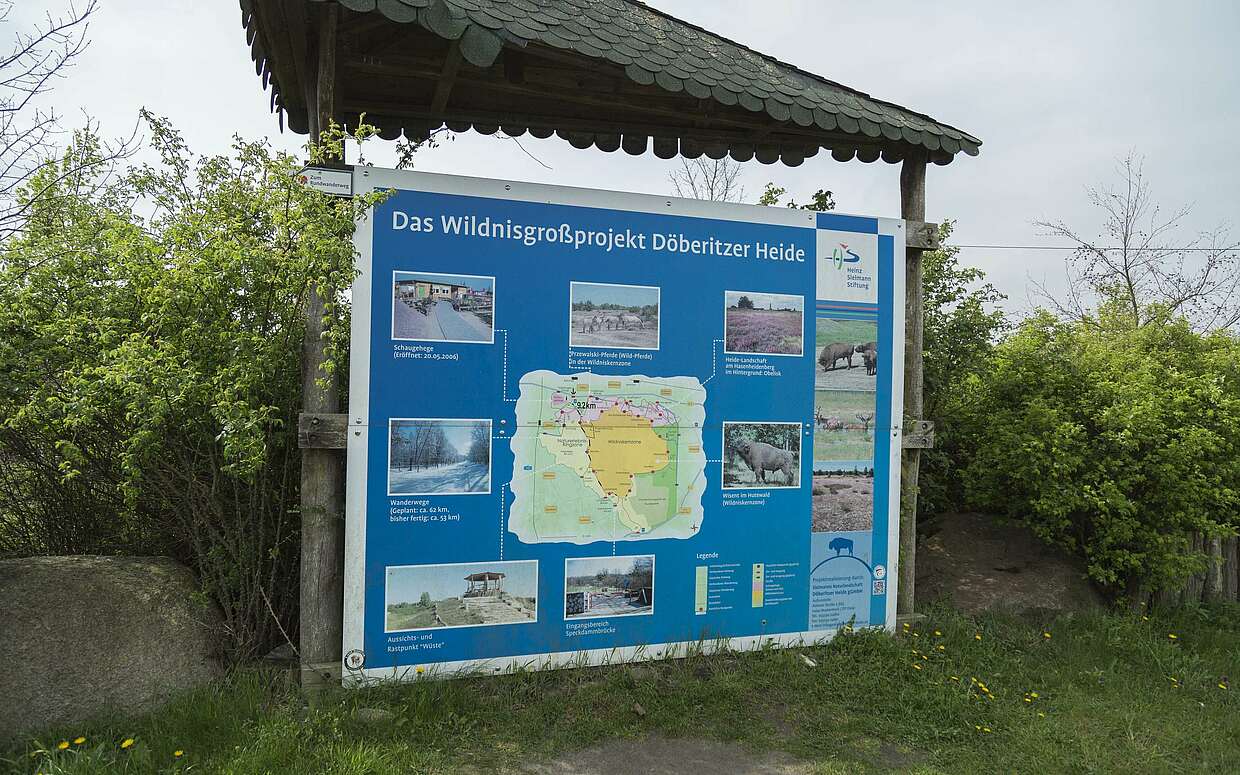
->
[299,1,345,695]
[898,151,927,617]
[429,40,463,116]
[901,420,935,450]
[298,412,349,450]
[904,220,941,251]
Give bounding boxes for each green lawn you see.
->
[816,318,877,348]
[7,604,1240,774]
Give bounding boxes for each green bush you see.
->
[0,116,382,659]
[963,306,1240,597]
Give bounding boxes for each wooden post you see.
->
[897,152,927,616]
[299,2,344,692]
[1203,535,1224,602]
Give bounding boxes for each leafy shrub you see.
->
[962,307,1240,597]
[0,116,383,659]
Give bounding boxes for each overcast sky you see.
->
[19,0,1240,309]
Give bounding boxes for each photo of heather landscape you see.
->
[724,291,804,356]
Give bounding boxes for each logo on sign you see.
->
[828,243,862,270]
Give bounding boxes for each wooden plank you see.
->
[902,420,935,450]
[299,412,349,450]
[1223,536,1239,602]
[904,220,942,252]
[428,40,462,116]
[1184,533,1205,603]
[897,152,927,617]
[299,2,346,695]
[1203,535,1224,602]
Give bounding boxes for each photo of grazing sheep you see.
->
[723,422,801,489]
[724,291,804,356]
[569,282,659,350]
[815,318,879,390]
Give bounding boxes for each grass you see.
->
[816,317,877,348]
[5,604,1239,774]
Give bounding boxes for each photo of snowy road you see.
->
[388,461,490,494]
[388,418,492,495]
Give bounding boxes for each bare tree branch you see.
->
[669,157,746,202]
[1033,153,1240,332]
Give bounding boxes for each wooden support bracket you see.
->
[901,420,935,449]
[299,412,349,450]
[904,220,941,251]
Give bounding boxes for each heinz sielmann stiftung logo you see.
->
[828,243,862,270]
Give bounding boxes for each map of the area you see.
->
[509,370,707,544]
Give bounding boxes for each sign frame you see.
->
[342,167,906,684]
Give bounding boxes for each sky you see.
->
[726,291,804,312]
[19,0,1240,311]
[387,560,537,603]
[394,271,493,291]
[571,281,660,308]
[391,419,486,457]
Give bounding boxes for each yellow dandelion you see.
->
[1031,692,1039,698]
[934,630,942,637]
[913,632,920,638]
[1037,712,1046,718]
[982,726,992,733]
[57,741,69,751]
[1219,683,1228,691]
[1168,633,1178,640]
[950,675,960,681]
[1042,632,1051,639]
[1141,615,1149,621]
[1024,697,1032,703]
[73,737,85,745]
[974,724,981,731]
[174,750,184,758]
[974,633,982,641]
[912,663,922,670]
[937,644,946,651]
[922,654,928,661]
[120,738,134,750]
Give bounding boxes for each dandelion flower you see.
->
[1042,632,1052,639]
[974,633,982,641]
[56,741,69,751]
[934,630,942,637]
[912,663,922,670]
[120,738,134,750]
[1031,692,1039,698]
[982,726,992,733]
[1024,697,1032,703]
[73,737,85,745]
[1037,712,1046,718]
[1168,633,1178,640]
[1141,615,1149,621]
[937,645,946,651]
[174,750,184,758]
[950,675,960,681]
[1219,683,1228,691]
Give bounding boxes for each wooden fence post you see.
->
[299,2,345,692]
[898,152,927,616]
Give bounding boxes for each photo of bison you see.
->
[722,422,801,489]
[816,318,879,390]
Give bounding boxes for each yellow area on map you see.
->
[583,407,669,499]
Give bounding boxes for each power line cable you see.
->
[952,244,1229,252]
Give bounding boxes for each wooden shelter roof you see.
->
[241,0,980,166]
[464,572,505,580]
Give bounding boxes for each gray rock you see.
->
[354,707,396,723]
[0,556,223,740]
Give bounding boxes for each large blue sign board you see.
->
[342,168,905,681]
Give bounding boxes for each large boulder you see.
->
[0,556,223,739]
